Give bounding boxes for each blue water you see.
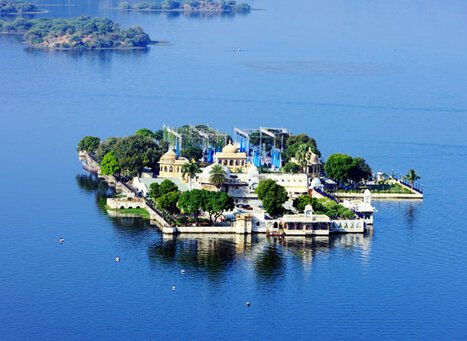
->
[1,0,467,339]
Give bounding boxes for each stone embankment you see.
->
[334,181,423,201]
[79,151,172,230]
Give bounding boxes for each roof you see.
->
[137,177,190,192]
[281,213,331,223]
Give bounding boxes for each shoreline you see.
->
[0,10,48,15]
[0,31,160,50]
[110,7,255,13]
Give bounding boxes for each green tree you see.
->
[104,135,165,176]
[204,191,234,224]
[404,169,420,188]
[348,157,372,183]
[324,153,354,183]
[209,164,227,188]
[153,129,164,142]
[100,151,121,175]
[256,179,288,217]
[160,179,179,195]
[282,162,301,174]
[285,133,320,161]
[295,143,310,173]
[181,146,203,162]
[77,136,101,153]
[135,128,154,139]
[149,182,161,200]
[293,194,315,213]
[177,189,206,224]
[156,191,180,214]
[181,162,201,190]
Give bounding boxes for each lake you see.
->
[0,0,466,339]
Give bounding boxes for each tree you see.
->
[149,182,161,200]
[282,162,301,174]
[95,135,165,176]
[135,128,154,139]
[149,179,178,200]
[160,179,179,195]
[285,133,320,161]
[324,154,354,183]
[204,191,234,224]
[324,154,372,184]
[293,195,354,219]
[209,164,227,188]
[348,157,372,183]
[100,151,121,176]
[181,146,203,162]
[295,143,310,173]
[177,189,206,224]
[256,179,288,217]
[181,162,201,190]
[77,136,101,153]
[157,191,180,214]
[404,169,420,188]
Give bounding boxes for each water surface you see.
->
[0,0,466,339]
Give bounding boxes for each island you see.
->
[118,1,251,13]
[0,0,45,15]
[0,16,154,49]
[77,124,423,236]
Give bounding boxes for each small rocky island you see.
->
[0,16,153,49]
[0,0,44,15]
[119,0,251,13]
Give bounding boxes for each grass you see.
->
[106,206,150,219]
[337,183,413,195]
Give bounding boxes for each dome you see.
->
[160,149,177,162]
[202,164,231,180]
[222,142,238,154]
[310,177,322,188]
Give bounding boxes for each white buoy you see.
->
[115,257,120,262]
[172,285,176,291]
[246,301,251,307]
[180,269,185,275]
[237,48,241,52]
[59,238,65,244]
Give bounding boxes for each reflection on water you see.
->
[76,172,373,283]
[404,201,422,227]
[148,233,373,283]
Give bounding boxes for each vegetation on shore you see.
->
[148,180,234,225]
[0,1,40,15]
[256,179,288,217]
[324,153,372,184]
[118,1,251,13]
[78,131,167,177]
[0,16,153,49]
[107,206,151,219]
[293,195,355,219]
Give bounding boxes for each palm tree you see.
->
[209,164,227,189]
[181,162,201,191]
[404,169,420,188]
[295,144,309,173]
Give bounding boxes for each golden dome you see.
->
[160,149,177,162]
[222,142,238,154]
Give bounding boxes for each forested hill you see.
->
[119,0,251,13]
[0,0,41,15]
[0,16,153,49]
